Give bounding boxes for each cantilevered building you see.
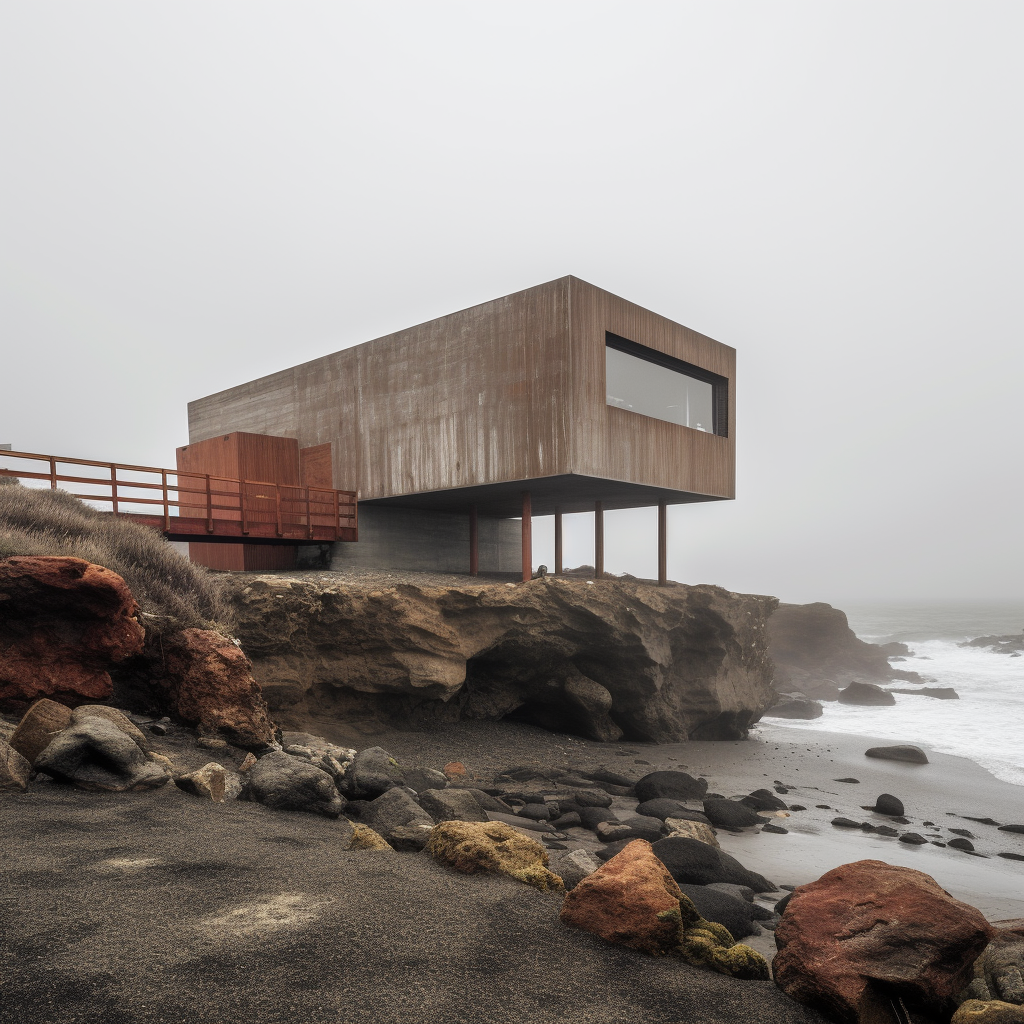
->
[184,276,735,578]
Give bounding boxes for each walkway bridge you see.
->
[0,449,358,545]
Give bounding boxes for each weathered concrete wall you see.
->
[324,506,521,574]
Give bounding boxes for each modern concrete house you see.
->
[185,276,736,579]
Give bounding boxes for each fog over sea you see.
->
[756,602,1024,787]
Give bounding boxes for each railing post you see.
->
[162,470,170,532]
[110,465,118,514]
[240,478,248,535]
[275,486,283,537]
[49,457,57,490]
[205,475,214,533]
[305,488,313,540]
[332,489,339,541]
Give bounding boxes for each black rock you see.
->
[899,832,928,845]
[339,746,404,800]
[774,786,789,794]
[577,767,636,789]
[403,767,449,793]
[789,804,807,811]
[360,787,433,843]
[634,770,708,803]
[763,699,824,720]
[874,825,899,837]
[548,812,582,831]
[595,839,633,862]
[834,777,860,784]
[761,823,789,834]
[997,823,1024,834]
[519,803,551,821]
[948,837,975,852]
[613,815,666,843]
[816,804,832,809]
[702,798,763,830]
[636,798,710,823]
[651,836,775,892]
[678,884,760,939]
[963,816,1001,826]
[241,751,345,818]
[34,719,170,793]
[868,793,905,816]
[417,788,488,823]
[775,892,793,915]
[838,682,896,706]
[484,811,556,833]
[577,806,617,831]
[148,723,167,736]
[741,789,789,812]
[464,788,515,814]
[831,817,862,829]
[864,744,929,764]
[949,828,975,838]
[892,816,911,824]
[998,852,1024,862]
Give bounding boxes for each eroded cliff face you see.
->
[220,574,778,743]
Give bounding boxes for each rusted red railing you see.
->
[0,449,357,543]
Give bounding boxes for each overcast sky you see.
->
[2,3,1021,605]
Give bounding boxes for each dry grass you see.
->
[0,479,227,633]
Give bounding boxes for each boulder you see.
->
[635,770,708,803]
[240,750,344,818]
[484,811,557,834]
[576,806,617,831]
[764,699,823,720]
[636,798,711,823]
[417,787,488,823]
[891,687,960,700]
[774,859,992,1023]
[174,762,226,802]
[865,744,929,764]
[549,848,600,890]
[360,787,434,844]
[387,824,435,852]
[740,788,788,812]
[347,823,393,851]
[9,698,72,764]
[600,814,664,843]
[961,925,1024,1005]
[34,717,170,792]
[560,840,769,979]
[339,746,405,800]
[703,798,764,831]
[678,883,761,940]
[70,705,148,752]
[221,575,779,742]
[0,738,31,791]
[138,628,275,749]
[0,556,145,711]
[403,766,448,793]
[651,836,775,892]
[838,682,896,706]
[664,818,720,848]
[866,794,905,816]
[426,820,563,891]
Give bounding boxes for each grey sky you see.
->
[1,3,1021,604]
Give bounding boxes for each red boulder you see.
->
[774,859,992,1023]
[0,556,145,711]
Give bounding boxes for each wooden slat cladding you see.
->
[186,276,736,508]
[569,278,736,499]
[300,443,334,489]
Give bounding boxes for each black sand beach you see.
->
[4,719,1022,1024]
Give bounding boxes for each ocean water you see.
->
[758,601,1024,787]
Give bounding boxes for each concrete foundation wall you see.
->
[309,506,522,573]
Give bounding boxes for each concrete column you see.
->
[594,500,604,578]
[521,491,532,582]
[469,504,479,576]
[658,501,667,586]
[554,509,563,576]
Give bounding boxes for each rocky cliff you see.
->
[221,574,779,744]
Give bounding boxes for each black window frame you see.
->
[605,333,729,438]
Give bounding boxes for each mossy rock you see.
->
[657,894,770,981]
[348,823,393,851]
[426,820,564,892]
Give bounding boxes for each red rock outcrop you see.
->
[0,556,145,710]
[774,859,992,1024]
[143,628,275,749]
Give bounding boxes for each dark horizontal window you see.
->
[605,333,729,436]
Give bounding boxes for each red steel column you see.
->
[554,509,563,576]
[521,491,532,582]
[594,500,604,578]
[469,504,479,576]
[658,501,668,586]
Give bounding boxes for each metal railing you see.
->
[0,449,357,541]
